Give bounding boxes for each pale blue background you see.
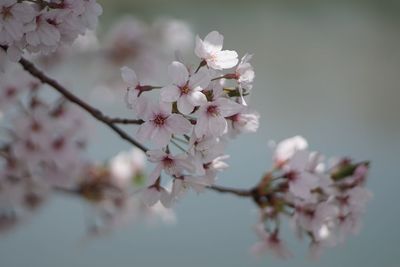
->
[1,1,399,266]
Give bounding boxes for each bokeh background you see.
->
[1,0,400,266]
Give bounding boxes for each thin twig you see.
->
[172,135,189,145]
[170,139,186,153]
[52,184,254,200]
[108,118,144,124]
[18,57,148,152]
[207,185,253,197]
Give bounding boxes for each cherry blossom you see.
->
[81,0,103,30]
[188,134,226,171]
[273,135,308,167]
[25,11,61,49]
[161,61,210,114]
[0,68,38,111]
[0,20,372,262]
[235,53,255,104]
[195,31,238,70]
[110,148,146,188]
[236,54,255,88]
[146,150,194,184]
[227,109,260,137]
[121,66,144,109]
[251,224,292,259]
[0,0,102,63]
[136,101,192,148]
[141,185,171,207]
[194,97,244,137]
[283,150,321,201]
[0,0,35,44]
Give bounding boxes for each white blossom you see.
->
[195,97,244,137]
[273,135,308,166]
[146,150,194,184]
[136,101,192,148]
[195,31,238,70]
[251,223,292,259]
[161,61,210,114]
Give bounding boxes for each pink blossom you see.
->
[161,61,210,114]
[141,185,170,207]
[110,148,146,189]
[195,31,238,70]
[195,97,244,137]
[136,101,192,148]
[146,150,194,184]
[0,0,36,44]
[273,135,308,167]
[251,223,292,259]
[284,150,321,201]
[227,109,260,137]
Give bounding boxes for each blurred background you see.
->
[1,0,400,266]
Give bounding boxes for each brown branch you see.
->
[109,118,144,124]
[11,54,259,201]
[0,48,259,202]
[18,57,148,152]
[207,185,253,197]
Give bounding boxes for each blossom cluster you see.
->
[251,136,371,259]
[0,11,372,259]
[32,16,194,80]
[0,68,172,233]
[72,148,176,235]
[121,30,258,207]
[0,67,91,230]
[0,0,102,70]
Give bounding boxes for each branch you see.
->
[109,118,144,124]
[17,57,148,152]
[207,185,253,197]
[13,55,257,201]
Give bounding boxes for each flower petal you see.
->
[203,31,223,53]
[160,188,172,208]
[121,66,138,86]
[216,98,244,117]
[213,50,238,69]
[160,85,180,102]
[147,150,167,162]
[188,91,207,106]
[194,117,208,137]
[177,96,194,115]
[148,164,163,184]
[209,115,227,137]
[168,61,189,87]
[166,114,192,134]
[152,127,171,148]
[141,187,160,206]
[189,68,210,89]
[136,122,154,142]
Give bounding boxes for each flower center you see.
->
[52,137,65,151]
[1,6,12,20]
[162,156,174,167]
[153,114,166,126]
[30,121,42,132]
[209,54,218,63]
[206,105,219,116]
[286,171,298,182]
[25,140,36,152]
[5,87,16,98]
[180,85,190,95]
